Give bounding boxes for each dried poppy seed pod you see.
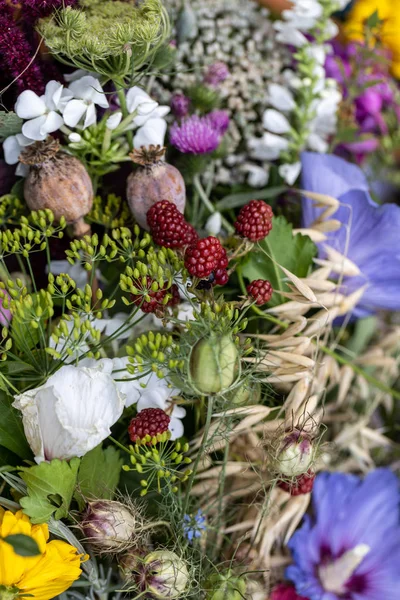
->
[126,145,186,230]
[20,137,93,237]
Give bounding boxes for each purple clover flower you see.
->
[206,110,230,135]
[170,115,221,154]
[171,93,190,118]
[301,152,400,317]
[287,469,400,600]
[203,61,230,87]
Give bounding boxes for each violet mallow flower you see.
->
[286,469,400,600]
[301,152,400,317]
[170,115,220,154]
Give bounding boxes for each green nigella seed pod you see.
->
[140,550,189,599]
[228,380,261,406]
[20,138,93,237]
[189,333,238,395]
[204,570,246,600]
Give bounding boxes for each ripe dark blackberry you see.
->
[278,471,315,496]
[214,250,229,285]
[247,279,273,305]
[184,236,225,279]
[128,408,170,443]
[131,277,179,314]
[147,200,198,248]
[234,200,273,242]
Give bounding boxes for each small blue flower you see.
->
[286,469,400,600]
[301,152,400,318]
[183,509,207,542]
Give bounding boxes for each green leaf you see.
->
[366,9,380,29]
[3,534,41,557]
[215,187,286,210]
[241,215,317,306]
[0,111,23,141]
[346,316,377,356]
[0,391,32,459]
[19,458,80,524]
[75,444,123,508]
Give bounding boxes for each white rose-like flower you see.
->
[64,75,108,129]
[15,81,71,141]
[13,364,125,463]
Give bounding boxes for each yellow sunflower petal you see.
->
[18,540,84,600]
[0,539,29,587]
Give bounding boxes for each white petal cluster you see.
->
[4,75,169,176]
[249,0,342,185]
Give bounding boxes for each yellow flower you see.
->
[0,509,86,600]
[344,0,400,78]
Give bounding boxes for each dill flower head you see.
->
[0,508,86,599]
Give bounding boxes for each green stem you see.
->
[115,85,133,150]
[182,397,214,515]
[193,175,234,234]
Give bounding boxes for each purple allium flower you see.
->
[183,509,206,542]
[206,110,230,135]
[301,152,400,318]
[287,469,400,600]
[170,115,220,154]
[171,93,190,118]
[203,61,230,87]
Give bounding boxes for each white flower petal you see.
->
[15,162,29,177]
[13,364,124,463]
[263,109,291,134]
[44,80,64,110]
[169,417,184,440]
[205,212,222,236]
[279,162,301,185]
[69,132,82,143]
[244,164,269,188]
[22,115,48,141]
[68,75,108,108]
[268,83,295,112]
[126,86,156,114]
[40,111,64,136]
[15,90,46,119]
[3,136,22,164]
[63,99,88,127]
[106,111,123,130]
[64,69,98,82]
[134,105,170,127]
[133,118,167,148]
[83,102,97,129]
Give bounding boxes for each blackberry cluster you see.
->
[184,236,229,285]
[234,200,273,242]
[147,200,198,248]
[128,408,171,443]
[247,279,273,305]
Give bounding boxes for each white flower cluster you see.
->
[4,74,170,176]
[249,0,344,185]
[13,358,185,463]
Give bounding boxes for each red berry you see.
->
[271,583,308,600]
[278,470,315,496]
[147,200,198,248]
[131,277,179,314]
[234,200,273,242]
[247,279,273,305]
[184,236,225,279]
[128,408,170,443]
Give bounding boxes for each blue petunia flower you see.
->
[301,152,400,318]
[183,509,207,542]
[286,469,400,600]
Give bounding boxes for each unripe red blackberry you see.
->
[147,200,198,248]
[184,236,225,279]
[234,200,273,242]
[247,279,273,305]
[131,277,179,315]
[128,408,171,443]
[278,470,315,496]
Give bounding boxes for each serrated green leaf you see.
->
[19,458,80,524]
[75,444,123,508]
[0,391,32,459]
[241,215,317,306]
[3,534,41,556]
[0,111,23,140]
[216,187,286,210]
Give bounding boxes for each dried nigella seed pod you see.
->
[126,145,186,230]
[20,137,93,237]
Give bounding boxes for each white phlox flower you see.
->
[63,75,108,129]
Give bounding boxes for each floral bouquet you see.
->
[0,0,399,599]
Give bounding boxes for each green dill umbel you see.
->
[37,0,171,84]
